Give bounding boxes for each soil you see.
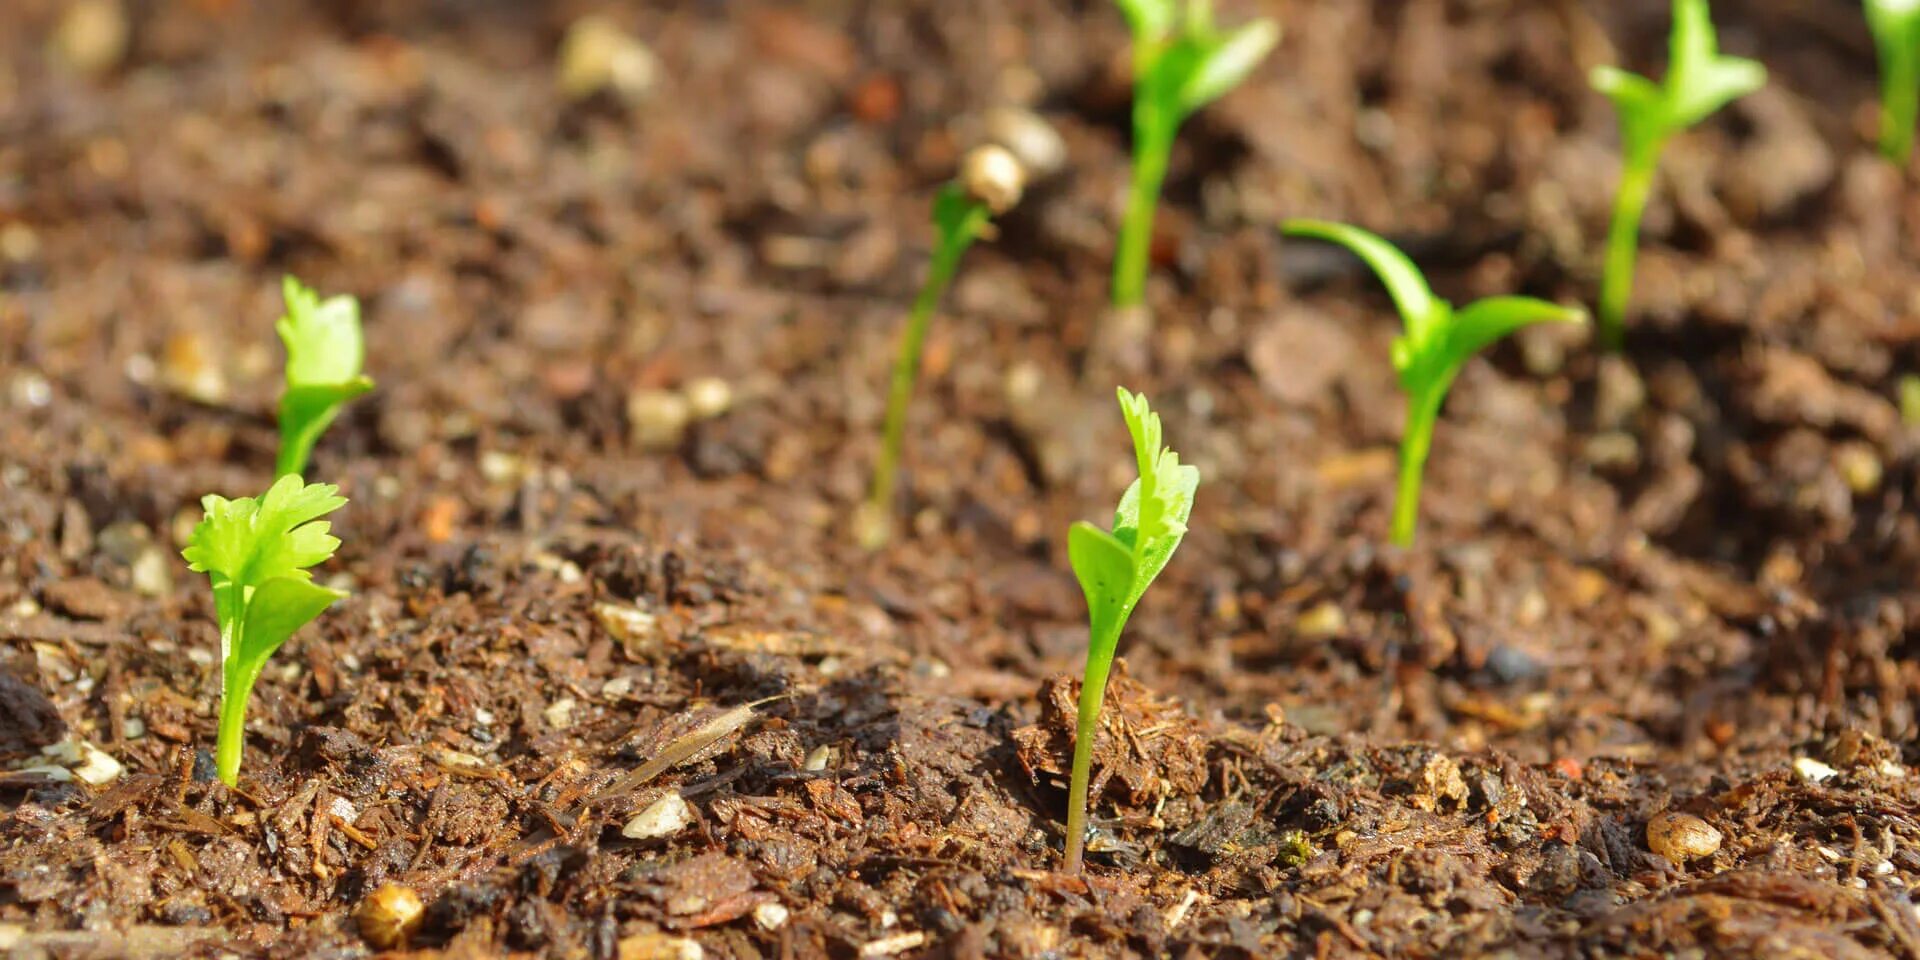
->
[4,0,1920,957]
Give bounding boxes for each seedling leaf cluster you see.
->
[183,475,350,786]
[1590,0,1763,349]
[1111,0,1278,309]
[276,276,374,478]
[1062,388,1198,872]
[1282,220,1585,547]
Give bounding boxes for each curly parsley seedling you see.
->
[1062,387,1198,873]
[276,276,373,478]
[860,146,1025,549]
[182,475,349,786]
[1869,0,1920,165]
[1590,0,1764,350]
[1282,220,1585,547]
[1111,0,1278,310]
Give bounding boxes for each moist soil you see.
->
[4,1,1920,957]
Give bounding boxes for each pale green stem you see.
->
[275,410,329,479]
[1597,148,1659,352]
[1391,386,1444,548]
[214,658,264,787]
[864,204,988,546]
[1881,46,1919,166]
[1113,115,1174,310]
[1062,628,1120,874]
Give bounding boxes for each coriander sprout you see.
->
[860,146,1026,549]
[1111,0,1278,310]
[276,276,374,478]
[1590,0,1764,350]
[1868,0,1920,165]
[1282,220,1585,547]
[182,475,349,785]
[1063,387,1198,872]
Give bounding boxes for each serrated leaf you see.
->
[1114,388,1199,603]
[1282,219,1446,347]
[182,474,346,588]
[1444,297,1587,370]
[1177,20,1279,114]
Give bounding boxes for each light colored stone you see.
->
[1646,811,1722,862]
[622,792,693,840]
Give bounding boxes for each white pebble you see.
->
[622,792,693,840]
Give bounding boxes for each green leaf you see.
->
[1114,388,1199,602]
[1177,20,1279,114]
[1068,521,1137,652]
[183,474,347,589]
[229,577,346,688]
[1444,297,1587,370]
[1281,219,1446,347]
[278,276,367,387]
[1662,0,1765,129]
[1115,0,1175,41]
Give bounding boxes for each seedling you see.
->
[1281,220,1585,547]
[1590,0,1764,350]
[1062,387,1198,873]
[1110,0,1278,309]
[860,146,1024,549]
[276,276,373,478]
[182,475,349,786]
[1869,0,1920,165]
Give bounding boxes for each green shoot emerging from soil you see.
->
[861,146,1024,549]
[182,475,349,786]
[1282,220,1585,547]
[276,276,373,479]
[1111,0,1278,310]
[1589,0,1763,351]
[1062,387,1198,873]
[1869,0,1920,165]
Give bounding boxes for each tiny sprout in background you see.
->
[1590,0,1764,351]
[858,145,1027,549]
[1111,0,1278,311]
[1282,220,1585,548]
[1868,0,1920,165]
[182,475,350,786]
[276,276,374,478]
[1063,387,1198,873]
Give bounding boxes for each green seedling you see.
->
[1590,0,1764,350]
[182,475,349,786]
[861,146,1024,549]
[276,276,373,478]
[1282,220,1585,547]
[1869,0,1920,165]
[1062,387,1198,873]
[1111,0,1278,309]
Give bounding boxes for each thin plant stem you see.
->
[1113,117,1173,309]
[1062,633,1119,874]
[1597,149,1659,352]
[1391,386,1444,548]
[1882,51,1919,166]
[214,664,261,787]
[865,202,989,544]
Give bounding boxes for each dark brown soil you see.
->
[4,1,1920,957]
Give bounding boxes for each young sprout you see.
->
[276,276,374,478]
[1062,387,1198,873]
[1110,0,1278,310]
[182,475,349,786]
[1590,0,1764,350]
[859,145,1026,549]
[1868,0,1920,165]
[1281,220,1585,547]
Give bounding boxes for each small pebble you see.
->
[683,377,733,420]
[1645,811,1722,862]
[752,902,790,931]
[558,16,658,102]
[544,696,577,730]
[617,933,704,960]
[1793,756,1838,783]
[51,0,128,76]
[627,389,691,451]
[1833,442,1882,496]
[622,792,693,840]
[355,884,424,949]
[1293,601,1346,640]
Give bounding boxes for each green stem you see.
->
[1881,48,1919,166]
[1391,387,1443,548]
[214,659,264,787]
[1062,631,1119,874]
[1597,151,1658,353]
[275,420,318,479]
[1113,115,1173,310]
[863,203,988,547]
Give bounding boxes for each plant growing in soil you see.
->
[1110,0,1278,310]
[860,145,1026,549]
[1281,219,1585,547]
[1590,0,1764,350]
[276,276,373,478]
[182,474,350,786]
[1062,387,1198,872]
[1868,0,1920,165]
